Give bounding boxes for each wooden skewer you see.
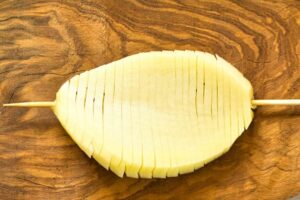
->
[3,101,56,107]
[251,99,300,106]
[2,99,300,107]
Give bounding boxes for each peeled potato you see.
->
[4,50,255,178]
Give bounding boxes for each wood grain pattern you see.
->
[0,0,299,199]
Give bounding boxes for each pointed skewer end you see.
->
[252,99,300,106]
[3,101,56,108]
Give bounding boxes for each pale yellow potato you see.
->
[50,50,254,178]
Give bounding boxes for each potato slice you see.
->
[164,51,179,177]
[64,76,80,144]
[194,51,205,170]
[119,57,133,176]
[151,52,170,178]
[125,56,142,178]
[138,53,155,178]
[109,61,126,177]
[91,67,105,160]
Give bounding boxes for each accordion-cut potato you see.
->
[53,50,254,178]
[5,50,256,178]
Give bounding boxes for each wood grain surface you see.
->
[0,0,300,199]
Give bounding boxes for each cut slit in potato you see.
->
[9,50,255,178]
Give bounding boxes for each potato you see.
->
[4,50,255,178]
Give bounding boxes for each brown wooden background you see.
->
[0,0,300,199]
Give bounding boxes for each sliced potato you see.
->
[51,50,254,178]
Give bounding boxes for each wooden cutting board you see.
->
[0,1,299,199]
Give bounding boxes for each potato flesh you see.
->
[164,51,178,177]
[138,53,155,178]
[194,52,205,170]
[54,50,254,178]
[126,57,142,177]
[91,68,105,161]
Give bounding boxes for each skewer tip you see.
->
[3,101,55,107]
[252,99,300,106]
